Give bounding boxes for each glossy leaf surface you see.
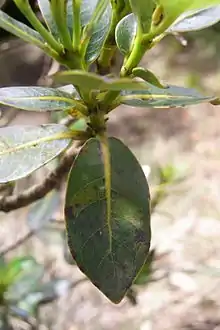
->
[0,10,45,49]
[0,87,80,111]
[168,5,220,32]
[132,67,165,88]
[121,84,215,108]
[54,70,151,91]
[115,13,137,55]
[81,0,112,63]
[158,0,220,22]
[129,0,155,32]
[65,137,151,303]
[0,124,71,183]
[37,0,59,37]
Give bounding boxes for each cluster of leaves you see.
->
[0,0,220,304]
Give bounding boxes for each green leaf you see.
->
[0,87,87,113]
[158,0,220,23]
[27,191,60,231]
[121,83,215,108]
[6,260,44,303]
[4,257,37,287]
[134,249,155,285]
[50,0,72,50]
[37,0,59,37]
[168,5,220,32]
[54,70,152,91]
[13,0,63,53]
[0,124,71,183]
[132,67,166,88]
[70,118,87,132]
[65,137,151,303]
[81,0,112,63]
[115,13,137,56]
[0,10,45,49]
[55,70,105,89]
[129,0,155,33]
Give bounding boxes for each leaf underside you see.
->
[121,84,215,107]
[0,124,70,183]
[168,5,220,33]
[0,87,77,111]
[65,137,151,303]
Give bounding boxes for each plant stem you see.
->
[101,31,151,108]
[14,0,63,54]
[120,32,150,77]
[72,0,82,50]
[0,143,80,213]
[50,0,72,51]
[97,0,130,74]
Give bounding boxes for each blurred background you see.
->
[0,1,220,329]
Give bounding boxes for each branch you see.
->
[0,230,34,257]
[0,142,80,213]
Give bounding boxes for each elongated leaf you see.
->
[132,67,165,88]
[129,0,155,32]
[115,13,137,55]
[0,87,81,112]
[158,0,220,22]
[121,83,215,108]
[0,10,45,49]
[65,137,151,303]
[54,70,151,91]
[37,0,59,37]
[0,124,71,183]
[168,5,220,32]
[80,0,112,63]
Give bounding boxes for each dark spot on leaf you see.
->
[134,229,147,244]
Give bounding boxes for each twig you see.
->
[0,142,80,213]
[0,230,35,257]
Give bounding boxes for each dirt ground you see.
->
[0,31,220,330]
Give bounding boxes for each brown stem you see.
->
[0,142,80,213]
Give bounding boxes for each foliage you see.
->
[0,0,220,304]
[0,255,73,329]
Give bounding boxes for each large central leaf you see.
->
[65,137,151,303]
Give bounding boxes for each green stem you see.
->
[101,31,150,108]
[80,0,109,59]
[13,0,63,54]
[120,32,149,77]
[50,0,72,51]
[72,0,82,50]
[97,0,131,74]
